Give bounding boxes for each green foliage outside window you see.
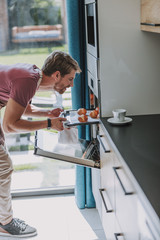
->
[8,0,61,27]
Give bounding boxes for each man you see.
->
[0,51,81,238]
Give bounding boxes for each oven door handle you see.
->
[97,135,110,153]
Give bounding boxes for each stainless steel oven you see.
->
[85,0,99,58]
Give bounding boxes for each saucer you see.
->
[107,117,132,125]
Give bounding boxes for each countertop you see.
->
[100,114,160,219]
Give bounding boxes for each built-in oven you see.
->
[34,106,110,169]
[87,52,100,99]
[34,128,100,169]
[34,97,108,169]
[34,0,104,169]
[85,0,99,58]
[85,0,100,114]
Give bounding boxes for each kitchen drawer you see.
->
[100,152,115,238]
[101,151,115,209]
[100,188,125,240]
[138,200,160,240]
[114,156,139,240]
[98,127,114,209]
[92,168,102,218]
[98,128,120,239]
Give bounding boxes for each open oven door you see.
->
[34,110,110,168]
[34,129,100,169]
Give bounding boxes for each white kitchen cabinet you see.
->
[137,201,160,240]
[100,151,116,239]
[99,136,115,210]
[92,131,113,219]
[97,126,125,239]
[101,195,124,240]
[100,124,139,240]
[93,124,160,240]
[113,156,139,240]
[91,168,102,218]
[96,125,139,239]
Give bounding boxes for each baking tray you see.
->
[60,109,99,127]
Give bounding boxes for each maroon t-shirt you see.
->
[0,63,41,108]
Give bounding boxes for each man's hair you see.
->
[42,51,81,77]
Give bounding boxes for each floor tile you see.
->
[1,195,106,240]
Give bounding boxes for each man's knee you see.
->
[0,146,13,179]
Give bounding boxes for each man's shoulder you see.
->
[9,63,40,81]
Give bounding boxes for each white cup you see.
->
[112,109,126,122]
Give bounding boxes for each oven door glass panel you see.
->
[34,130,100,169]
[87,3,95,46]
[85,0,98,58]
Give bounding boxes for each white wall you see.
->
[98,0,160,117]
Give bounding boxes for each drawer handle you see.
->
[114,233,124,239]
[99,188,113,213]
[113,167,134,195]
[97,135,110,153]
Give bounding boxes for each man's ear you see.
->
[52,71,60,82]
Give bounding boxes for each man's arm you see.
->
[3,98,66,133]
[23,103,63,118]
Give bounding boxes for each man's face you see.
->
[54,69,76,94]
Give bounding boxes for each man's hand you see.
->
[48,108,63,117]
[51,117,67,131]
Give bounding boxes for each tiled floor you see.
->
[1,194,106,240]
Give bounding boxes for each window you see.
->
[0,0,75,193]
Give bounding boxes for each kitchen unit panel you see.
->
[98,126,124,239]
[99,126,114,210]
[100,147,116,238]
[91,130,111,219]
[101,193,124,240]
[87,52,99,80]
[101,151,115,211]
[100,172,117,239]
[91,168,102,218]
[96,0,160,117]
[99,117,160,239]
[138,200,160,240]
[114,157,139,240]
